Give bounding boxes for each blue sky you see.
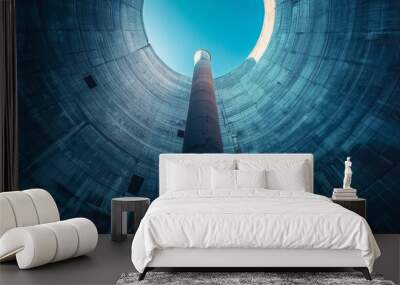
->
[143,0,264,77]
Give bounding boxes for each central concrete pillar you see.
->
[182,50,223,153]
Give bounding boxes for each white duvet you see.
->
[131,190,380,273]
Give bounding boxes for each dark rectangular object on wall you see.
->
[84,75,97,89]
[128,175,144,194]
[177,129,185,138]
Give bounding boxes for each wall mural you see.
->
[17,0,400,233]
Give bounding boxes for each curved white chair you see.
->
[0,189,98,269]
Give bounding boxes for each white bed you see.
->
[131,154,380,280]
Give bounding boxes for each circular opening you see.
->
[143,0,265,77]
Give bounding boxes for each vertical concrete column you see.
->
[182,49,224,153]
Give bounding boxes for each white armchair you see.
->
[0,189,98,269]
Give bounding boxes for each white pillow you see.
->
[166,159,236,192]
[211,168,236,190]
[238,159,307,191]
[266,166,306,191]
[167,163,211,191]
[236,169,267,189]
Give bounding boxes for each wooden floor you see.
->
[0,234,399,285]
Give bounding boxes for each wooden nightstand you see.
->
[331,198,366,219]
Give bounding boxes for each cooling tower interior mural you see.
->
[17,0,400,233]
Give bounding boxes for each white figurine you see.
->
[342,157,353,189]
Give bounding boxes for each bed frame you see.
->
[139,154,371,280]
[141,248,370,280]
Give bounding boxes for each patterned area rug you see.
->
[116,272,396,285]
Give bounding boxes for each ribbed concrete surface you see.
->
[17,0,400,232]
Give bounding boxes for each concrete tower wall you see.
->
[17,0,400,233]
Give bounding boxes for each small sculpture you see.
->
[342,157,353,189]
